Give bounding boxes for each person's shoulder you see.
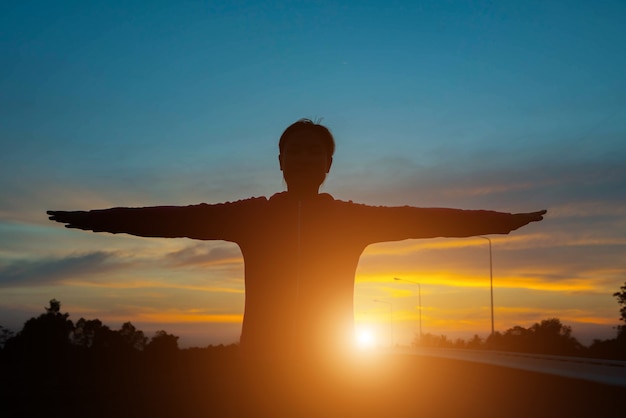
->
[234,196,269,204]
[222,196,269,209]
[329,198,408,214]
[190,196,269,209]
[326,195,368,207]
[317,193,336,202]
[320,195,375,213]
[269,192,288,202]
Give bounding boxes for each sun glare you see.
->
[355,328,376,350]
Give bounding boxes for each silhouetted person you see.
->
[48,119,546,370]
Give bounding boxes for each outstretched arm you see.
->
[47,207,188,237]
[347,204,547,243]
[47,199,264,241]
[408,208,547,238]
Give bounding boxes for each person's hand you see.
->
[523,209,547,221]
[511,210,547,230]
[47,210,90,229]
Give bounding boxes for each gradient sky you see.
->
[1,0,625,348]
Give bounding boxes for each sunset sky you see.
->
[1,1,625,348]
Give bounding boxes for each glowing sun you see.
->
[355,328,376,350]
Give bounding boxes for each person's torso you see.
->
[238,193,367,360]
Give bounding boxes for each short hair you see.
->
[279,118,335,157]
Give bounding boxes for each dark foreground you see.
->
[2,348,624,418]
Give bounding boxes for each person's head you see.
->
[278,119,335,195]
[279,119,335,158]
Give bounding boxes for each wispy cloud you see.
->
[164,243,243,267]
[62,278,244,294]
[332,156,626,213]
[0,251,127,287]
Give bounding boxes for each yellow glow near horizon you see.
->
[355,270,599,293]
[134,311,243,324]
[88,308,244,324]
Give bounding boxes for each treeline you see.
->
[414,317,626,360]
[412,282,626,360]
[1,299,181,355]
[0,299,240,418]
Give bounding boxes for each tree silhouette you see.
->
[45,298,62,315]
[72,317,105,348]
[466,334,483,349]
[589,282,626,360]
[485,319,584,355]
[530,318,583,355]
[146,330,179,356]
[0,298,77,414]
[0,325,14,349]
[8,299,74,356]
[613,282,626,337]
[119,321,148,351]
[413,333,454,348]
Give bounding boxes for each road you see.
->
[328,348,626,418]
[394,347,626,387]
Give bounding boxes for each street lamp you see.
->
[479,236,495,336]
[393,277,422,340]
[373,299,393,347]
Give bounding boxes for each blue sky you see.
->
[1,1,625,347]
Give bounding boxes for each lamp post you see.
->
[373,299,393,347]
[393,277,422,340]
[479,236,495,336]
